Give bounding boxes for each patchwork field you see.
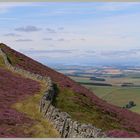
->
[70,75,140,86]
[69,75,140,114]
[55,65,140,115]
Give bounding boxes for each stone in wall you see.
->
[45,105,55,119]
[62,118,72,138]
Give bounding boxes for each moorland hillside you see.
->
[0,43,140,137]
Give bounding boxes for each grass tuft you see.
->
[0,55,5,68]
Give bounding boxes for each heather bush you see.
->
[106,130,140,137]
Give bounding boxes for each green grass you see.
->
[52,85,124,131]
[106,77,140,86]
[84,85,117,98]
[83,85,140,114]
[69,75,140,114]
[70,75,140,86]
[0,44,21,65]
[6,52,21,65]
[0,55,5,68]
[70,76,92,83]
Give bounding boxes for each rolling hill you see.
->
[0,43,140,138]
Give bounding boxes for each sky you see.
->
[1,2,140,67]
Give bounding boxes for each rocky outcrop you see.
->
[0,48,106,138]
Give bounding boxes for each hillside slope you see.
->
[0,46,59,138]
[0,66,39,137]
[1,43,140,137]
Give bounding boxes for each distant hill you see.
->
[0,43,140,138]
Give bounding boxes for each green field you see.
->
[69,75,140,114]
[83,85,140,113]
[70,76,92,83]
[56,65,140,115]
[70,75,140,86]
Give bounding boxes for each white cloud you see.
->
[15,39,33,42]
[15,26,42,32]
[4,33,21,37]
[1,3,140,66]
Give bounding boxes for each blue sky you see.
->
[1,2,140,66]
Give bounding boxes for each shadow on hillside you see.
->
[52,84,59,106]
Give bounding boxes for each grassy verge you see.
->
[12,83,60,138]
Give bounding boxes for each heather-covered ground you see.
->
[1,43,140,137]
[0,67,40,137]
[0,66,59,137]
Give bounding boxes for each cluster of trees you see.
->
[78,82,112,86]
[121,83,134,87]
[90,76,105,81]
[123,101,136,109]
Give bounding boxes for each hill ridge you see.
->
[1,43,140,137]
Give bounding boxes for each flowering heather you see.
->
[1,43,140,137]
[106,130,140,138]
[0,67,40,137]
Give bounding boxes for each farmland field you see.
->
[55,65,140,114]
[83,85,140,114]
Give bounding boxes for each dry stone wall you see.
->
[0,48,106,138]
